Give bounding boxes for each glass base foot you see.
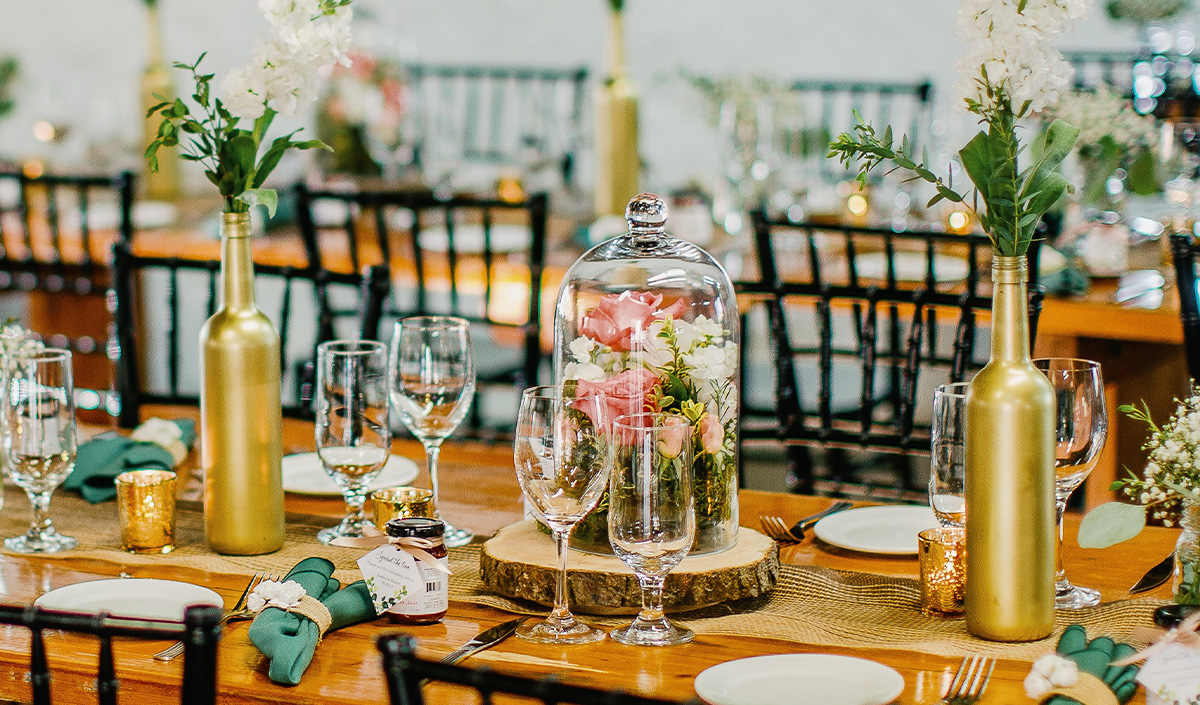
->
[316,517,368,545]
[6,530,77,554]
[517,617,606,645]
[441,519,473,548]
[1056,582,1101,609]
[610,617,694,646]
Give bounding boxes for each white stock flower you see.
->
[684,345,734,381]
[564,361,605,382]
[247,579,307,612]
[0,324,43,377]
[220,66,268,121]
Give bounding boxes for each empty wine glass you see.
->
[4,348,78,554]
[1034,358,1108,609]
[390,316,475,547]
[315,340,392,545]
[513,385,611,644]
[930,382,968,528]
[608,412,696,647]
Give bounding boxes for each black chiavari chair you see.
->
[745,213,1044,498]
[110,241,389,427]
[0,603,220,705]
[1170,232,1200,382]
[404,63,588,191]
[295,184,548,439]
[377,634,695,705]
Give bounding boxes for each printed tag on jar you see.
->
[389,552,449,619]
[357,546,423,614]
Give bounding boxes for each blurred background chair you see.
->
[0,603,220,705]
[1063,48,1200,118]
[294,184,548,439]
[743,213,1044,499]
[1170,232,1200,382]
[403,63,588,194]
[0,167,134,416]
[111,240,389,427]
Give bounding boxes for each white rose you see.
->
[569,336,597,363]
[248,579,307,612]
[564,362,605,382]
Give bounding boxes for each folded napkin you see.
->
[65,418,196,503]
[247,557,376,686]
[1032,624,1139,705]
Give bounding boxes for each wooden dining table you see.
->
[0,408,1179,704]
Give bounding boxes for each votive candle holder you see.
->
[919,527,966,615]
[372,486,435,530]
[115,469,177,554]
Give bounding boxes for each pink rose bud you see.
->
[700,414,724,454]
[657,416,691,459]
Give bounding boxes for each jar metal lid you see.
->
[384,517,446,540]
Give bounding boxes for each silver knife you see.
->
[1130,552,1175,594]
[440,617,529,665]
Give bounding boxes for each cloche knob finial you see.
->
[625,193,667,235]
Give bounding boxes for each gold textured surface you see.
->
[200,213,285,555]
[115,469,176,553]
[593,10,639,216]
[965,256,1057,641]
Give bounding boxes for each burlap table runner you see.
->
[7,487,1166,661]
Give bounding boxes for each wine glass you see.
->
[1033,358,1108,609]
[390,316,476,548]
[930,382,968,528]
[608,412,696,647]
[3,348,78,553]
[512,385,611,644]
[315,340,392,545]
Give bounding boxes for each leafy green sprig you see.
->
[144,54,329,216]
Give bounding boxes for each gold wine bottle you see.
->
[200,212,285,555]
[594,6,639,216]
[964,255,1056,641]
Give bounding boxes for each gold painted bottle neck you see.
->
[989,255,1030,363]
[219,212,255,310]
[991,255,1027,285]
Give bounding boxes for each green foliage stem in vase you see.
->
[0,56,17,122]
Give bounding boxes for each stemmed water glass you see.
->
[608,412,696,646]
[315,340,392,545]
[4,348,78,553]
[390,316,476,548]
[1034,358,1108,609]
[930,382,968,528]
[513,385,611,644]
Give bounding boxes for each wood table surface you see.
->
[0,410,1179,704]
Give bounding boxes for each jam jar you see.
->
[384,517,449,624]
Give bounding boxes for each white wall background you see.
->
[0,0,1159,193]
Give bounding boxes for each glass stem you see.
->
[424,441,443,512]
[345,485,367,525]
[637,574,666,623]
[27,490,52,537]
[548,527,574,625]
[1055,498,1068,587]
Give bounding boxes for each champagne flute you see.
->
[513,385,610,644]
[390,316,475,547]
[930,382,968,528]
[608,412,695,647]
[1034,358,1108,609]
[315,340,392,545]
[4,348,78,553]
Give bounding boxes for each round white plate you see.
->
[281,451,419,496]
[853,252,970,283]
[812,505,939,555]
[695,654,904,705]
[413,223,531,253]
[35,578,222,621]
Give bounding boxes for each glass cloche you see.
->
[555,193,740,555]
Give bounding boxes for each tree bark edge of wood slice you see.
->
[479,520,780,615]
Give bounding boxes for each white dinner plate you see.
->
[35,578,223,621]
[812,505,939,555]
[412,223,531,253]
[853,251,970,283]
[281,451,419,496]
[694,654,904,705]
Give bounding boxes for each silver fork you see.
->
[758,500,853,543]
[938,655,996,705]
[153,571,275,661]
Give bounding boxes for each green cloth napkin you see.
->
[1047,624,1140,705]
[64,419,196,503]
[247,557,376,686]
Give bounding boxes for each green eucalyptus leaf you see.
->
[958,131,993,200]
[1077,501,1145,548]
[292,139,333,151]
[237,188,278,218]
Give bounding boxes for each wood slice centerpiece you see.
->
[480,521,780,615]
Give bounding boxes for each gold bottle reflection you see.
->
[964,255,1055,641]
[201,213,284,555]
[594,4,639,216]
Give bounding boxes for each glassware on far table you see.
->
[1034,357,1108,609]
[3,348,78,554]
[513,385,611,644]
[390,316,476,548]
[315,340,392,545]
[930,382,968,528]
[608,412,696,647]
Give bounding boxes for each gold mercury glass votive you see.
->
[919,527,966,615]
[115,469,177,554]
[372,486,435,530]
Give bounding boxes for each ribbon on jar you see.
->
[1112,611,1200,665]
[330,524,452,576]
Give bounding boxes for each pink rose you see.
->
[574,368,658,431]
[656,416,691,459]
[579,291,689,352]
[699,413,724,454]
